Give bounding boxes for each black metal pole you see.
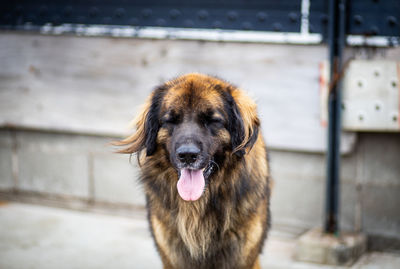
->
[325,0,346,235]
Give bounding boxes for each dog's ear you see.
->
[114,85,166,156]
[144,86,167,155]
[224,88,260,157]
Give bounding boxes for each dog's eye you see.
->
[209,117,223,124]
[161,110,182,126]
[161,117,178,126]
[198,111,225,129]
[162,111,183,125]
[206,117,225,128]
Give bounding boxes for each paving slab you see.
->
[0,202,399,269]
[0,202,161,269]
[352,252,400,269]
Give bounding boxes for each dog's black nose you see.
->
[176,144,200,164]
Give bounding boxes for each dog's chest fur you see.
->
[144,164,268,269]
[149,194,242,269]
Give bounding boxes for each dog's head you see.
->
[116,74,260,201]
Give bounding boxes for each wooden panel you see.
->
[0,33,355,153]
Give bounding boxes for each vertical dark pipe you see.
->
[325,0,346,235]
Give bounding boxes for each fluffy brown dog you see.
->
[116,74,271,269]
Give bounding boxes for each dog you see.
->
[115,73,271,269]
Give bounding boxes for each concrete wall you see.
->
[0,32,399,250]
[0,129,145,208]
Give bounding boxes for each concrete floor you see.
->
[0,202,399,269]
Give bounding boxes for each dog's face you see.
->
[161,96,226,171]
[117,74,260,201]
[157,83,231,200]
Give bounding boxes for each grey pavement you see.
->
[0,202,399,269]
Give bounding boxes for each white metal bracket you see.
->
[342,60,400,132]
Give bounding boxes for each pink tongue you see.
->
[177,169,205,201]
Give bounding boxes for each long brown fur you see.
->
[115,73,271,269]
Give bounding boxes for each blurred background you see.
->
[0,0,399,268]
